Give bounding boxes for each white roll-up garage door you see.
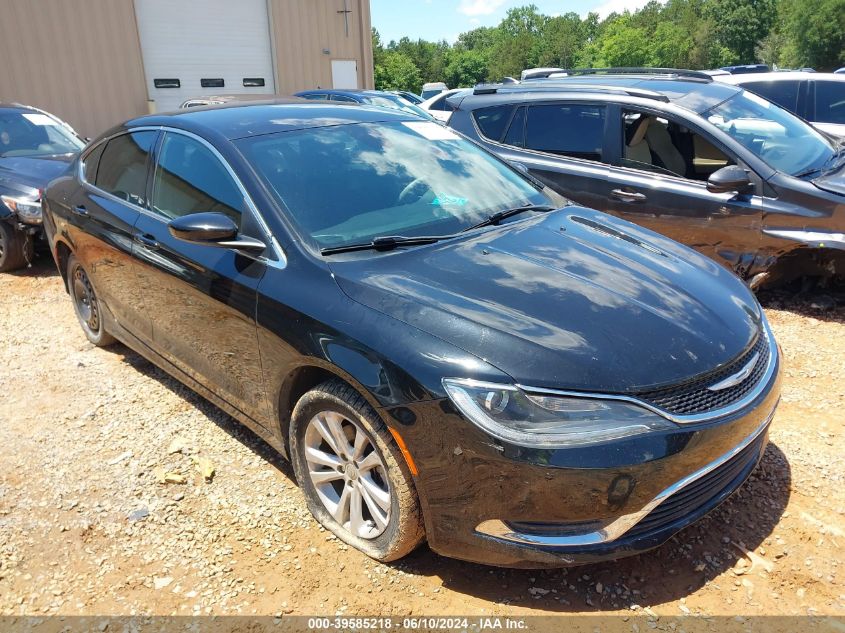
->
[134,0,276,113]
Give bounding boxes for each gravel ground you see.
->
[0,258,843,621]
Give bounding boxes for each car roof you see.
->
[458,75,742,114]
[718,71,845,84]
[0,103,39,113]
[119,99,420,141]
[295,89,394,98]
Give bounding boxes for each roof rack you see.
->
[562,67,713,82]
[471,82,671,102]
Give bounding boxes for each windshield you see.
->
[0,111,84,157]
[236,120,552,250]
[362,95,432,119]
[704,91,834,176]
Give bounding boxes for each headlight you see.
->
[1,193,42,224]
[442,378,677,448]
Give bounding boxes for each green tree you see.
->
[374,51,423,93]
[372,28,385,68]
[781,0,845,69]
[443,49,489,87]
[650,22,694,67]
[596,17,650,67]
[487,5,547,79]
[539,12,584,68]
[456,26,498,52]
[707,0,776,64]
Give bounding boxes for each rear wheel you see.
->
[0,222,27,272]
[67,254,116,347]
[290,380,425,562]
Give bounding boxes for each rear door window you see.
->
[525,104,606,161]
[429,95,452,111]
[741,80,800,114]
[814,81,845,124]
[95,131,157,208]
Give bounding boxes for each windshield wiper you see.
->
[461,204,556,233]
[796,145,845,179]
[795,166,825,179]
[320,234,447,256]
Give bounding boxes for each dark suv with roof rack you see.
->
[447,68,845,288]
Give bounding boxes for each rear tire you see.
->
[0,222,27,272]
[289,379,425,562]
[67,253,116,347]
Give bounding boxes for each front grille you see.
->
[625,430,766,538]
[636,334,769,416]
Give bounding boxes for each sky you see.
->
[371,0,654,45]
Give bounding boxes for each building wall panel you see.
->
[270,0,373,93]
[0,0,149,138]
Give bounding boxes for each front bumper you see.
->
[386,334,782,568]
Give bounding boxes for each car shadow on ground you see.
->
[9,255,59,279]
[117,345,297,483]
[111,342,791,611]
[759,283,845,325]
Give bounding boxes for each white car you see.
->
[717,72,845,139]
[419,88,470,122]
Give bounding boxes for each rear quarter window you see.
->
[815,81,845,124]
[472,105,514,142]
[95,131,157,208]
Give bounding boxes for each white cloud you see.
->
[588,0,663,19]
[457,0,507,17]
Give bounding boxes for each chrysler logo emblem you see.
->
[707,352,760,391]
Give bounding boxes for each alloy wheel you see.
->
[303,410,392,539]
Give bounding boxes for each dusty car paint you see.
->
[43,101,781,567]
[447,82,845,287]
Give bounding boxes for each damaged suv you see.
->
[448,69,845,288]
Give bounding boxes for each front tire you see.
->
[67,254,116,347]
[0,222,27,272]
[290,380,425,562]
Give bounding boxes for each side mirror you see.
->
[168,212,265,253]
[707,165,753,194]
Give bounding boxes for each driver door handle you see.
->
[134,233,160,250]
[611,189,647,203]
[71,205,89,217]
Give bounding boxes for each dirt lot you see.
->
[1,258,843,623]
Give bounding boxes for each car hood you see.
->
[0,154,75,193]
[329,208,762,393]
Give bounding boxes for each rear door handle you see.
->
[611,189,647,203]
[134,233,160,250]
[71,205,89,217]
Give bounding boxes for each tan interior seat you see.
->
[625,116,652,165]
[645,120,686,177]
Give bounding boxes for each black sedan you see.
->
[1,104,85,271]
[43,101,781,567]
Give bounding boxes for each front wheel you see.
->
[0,221,27,272]
[67,254,116,347]
[289,380,425,562]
